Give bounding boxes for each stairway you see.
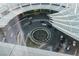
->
[48,3,79,41]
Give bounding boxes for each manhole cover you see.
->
[29,27,51,45]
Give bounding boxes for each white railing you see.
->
[0,3,66,19]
